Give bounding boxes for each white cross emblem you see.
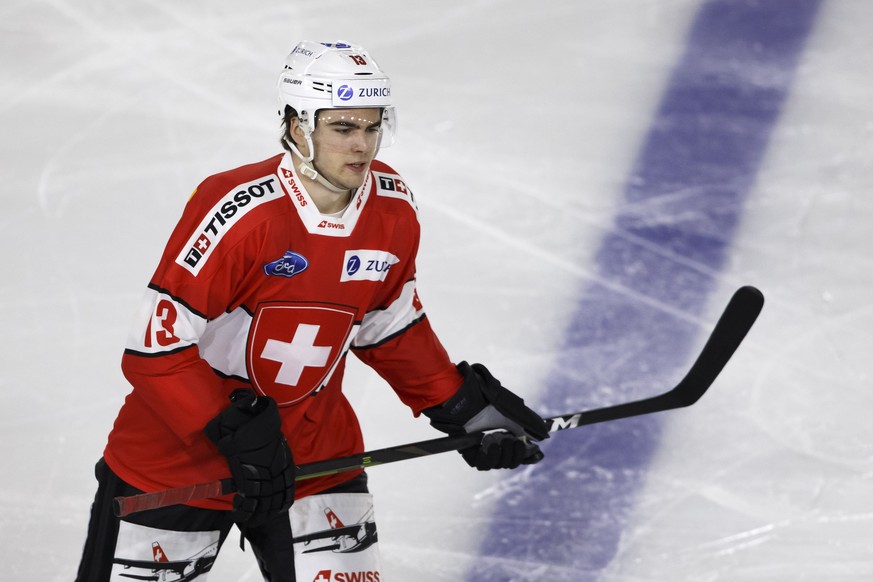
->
[260,324,331,386]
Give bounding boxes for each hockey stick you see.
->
[113,285,764,518]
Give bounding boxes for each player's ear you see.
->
[289,116,311,157]
[288,115,303,140]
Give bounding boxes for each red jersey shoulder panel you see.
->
[368,159,418,217]
[172,154,286,278]
[147,155,290,318]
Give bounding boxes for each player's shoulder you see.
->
[171,154,287,277]
[368,159,418,216]
[190,153,285,207]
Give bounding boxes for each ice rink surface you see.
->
[2,0,872,580]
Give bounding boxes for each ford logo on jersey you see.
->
[341,249,399,282]
[264,251,309,278]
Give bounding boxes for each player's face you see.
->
[310,108,383,190]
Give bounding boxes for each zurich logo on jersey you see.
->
[264,251,309,278]
[341,249,399,282]
[346,255,361,276]
[336,84,354,101]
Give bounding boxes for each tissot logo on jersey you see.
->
[176,176,283,275]
[340,250,400,282]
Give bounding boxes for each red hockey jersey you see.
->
[104,153,463,509]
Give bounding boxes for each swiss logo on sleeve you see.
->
[247,302,358,405]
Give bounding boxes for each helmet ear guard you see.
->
[282,108,317,164]
[379,106,397,148]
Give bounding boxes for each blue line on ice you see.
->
[469,1,821,579]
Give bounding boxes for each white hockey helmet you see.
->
[278,40,396,163]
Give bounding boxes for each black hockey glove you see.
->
[204,389,295,527]
[423,362,549,471]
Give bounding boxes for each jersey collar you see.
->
[277,152,372,237]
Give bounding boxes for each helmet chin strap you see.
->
[283,132,351,195]
[297,159,350,194]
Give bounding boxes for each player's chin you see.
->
[339,165,370,187]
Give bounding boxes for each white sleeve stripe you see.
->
[197,308,251,380]
[146,282,207,320]
[353,280,423,348]
[124,343,196,358]
[125,288,207,355]
[352,314,426,350]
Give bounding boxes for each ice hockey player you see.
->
[75,40,549,582]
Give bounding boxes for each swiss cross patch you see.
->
[247,302,357,405]
[195,235,211,252]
